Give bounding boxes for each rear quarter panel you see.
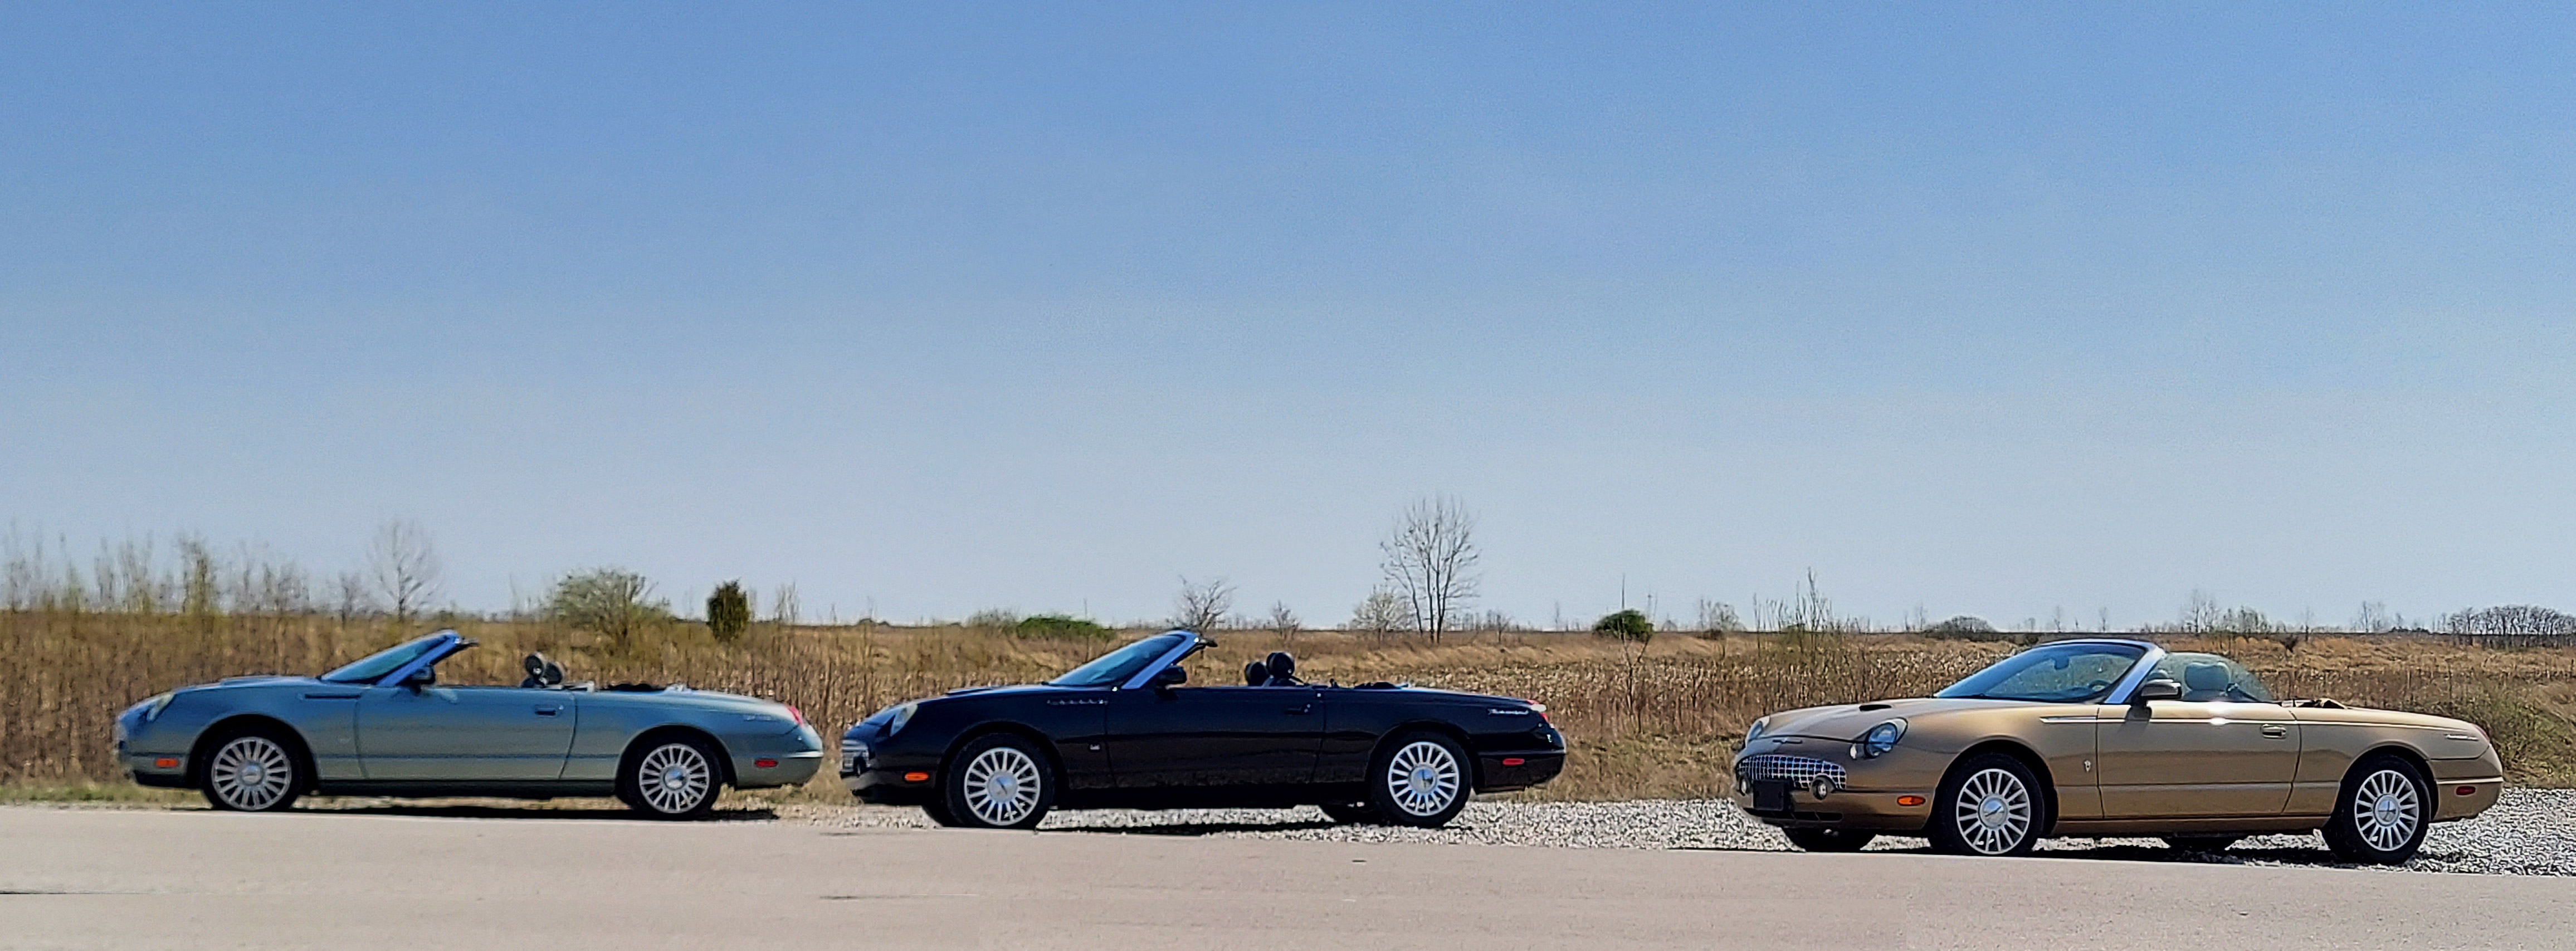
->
[2284,706,2502,817]
[564,691,811,783]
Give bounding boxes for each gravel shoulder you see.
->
[779,788,2576,876]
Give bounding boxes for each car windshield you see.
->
[1935,642,2146,703]
[1049,632,1188,687]
[321,635,445,684]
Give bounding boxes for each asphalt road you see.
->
[2,806,2568,950]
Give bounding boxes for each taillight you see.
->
[786,705,806,726]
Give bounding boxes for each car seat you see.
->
[520,652,565,689]
[1263,651,1302,686]
[1243,660,1270,686]
[2180,662,2232,702]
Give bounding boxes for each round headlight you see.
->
[1744,716,1771,744]
[1857,719,1906,758]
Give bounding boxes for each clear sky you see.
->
[4,3,2570,628]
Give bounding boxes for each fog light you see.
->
[1809,776,1837,801]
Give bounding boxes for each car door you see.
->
[2094,655,2300,818]
[1106,685,1324,788]
[357,685,577,781]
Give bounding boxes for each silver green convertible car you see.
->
[113,630,825,818]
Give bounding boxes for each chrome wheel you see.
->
[1952,767,2033,855]
[2353,768,2421,854]
[636,743,714,815]
[960,746,1043,826]
[1384,740,1462,817]
[208,735,294,811]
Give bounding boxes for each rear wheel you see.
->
[942,734,1054,830]
[201,728,304,812]
[1783,827,1876,852]
[1365,732,1471,828]
[620,737,723,820]
[1928,753,2042,857]
[2323,754,2429,865]
[1319,802,1382,825]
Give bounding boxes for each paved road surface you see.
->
[2,806,2567,950]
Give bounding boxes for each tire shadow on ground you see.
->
[1045,818,1344,836]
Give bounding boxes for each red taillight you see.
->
[786,705,806,726]
[1501,758,1526,767]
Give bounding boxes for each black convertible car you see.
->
[842,631,1566,828]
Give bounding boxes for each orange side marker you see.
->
[1896,795,1926,807]
[904,772,932,783]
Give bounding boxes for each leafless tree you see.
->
[1265,601,1301,645]
[1168,576,1235,633]
[1349,587,1411,642]
[333,571,376,623]
[367,520,442,625]
[768,582,801,626]
[1379,495,1481,643]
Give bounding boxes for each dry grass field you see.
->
[6,609,2574,803]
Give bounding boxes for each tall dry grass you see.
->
[7,610,2573,799]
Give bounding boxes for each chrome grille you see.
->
[1738,754,1847,787]
[839,737,869,775]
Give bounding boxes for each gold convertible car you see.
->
[1730,638,2503,863]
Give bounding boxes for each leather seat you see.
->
[2180,662,2233,702]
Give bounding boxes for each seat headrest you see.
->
[1243,660,1270,686]
[2182,662,2231,692]
[1265,652,1296,681]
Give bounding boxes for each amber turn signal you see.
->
[1896,795,1926,807]
[154,757,179,768]
[904,771,931,783]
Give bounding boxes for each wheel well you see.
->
[1380,721,1476,788]
[1952,740,2058,833]
[621,726,735,788]
[2351,745,2433,786]
[941,724,1063,785]
[189,715,317,793]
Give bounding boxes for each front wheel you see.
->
[1784,827,1876,852]
[201,729,304,812]
[1927,753,2043,857]
[621,737,723,820]
[2323,755,2430,865]
[942,734,1055,830]
[1365,732,1471,828]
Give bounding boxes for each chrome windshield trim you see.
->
[2102,644,2169,705]
[1116,631,1210,691]
[373,630,468,688]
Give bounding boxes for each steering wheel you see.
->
[2085,679,2112,696]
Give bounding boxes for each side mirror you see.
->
[2133,679,2182,704]
[1151,666,1188,689]
[400,667,437,690]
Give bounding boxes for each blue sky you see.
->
[4,3,2570,628]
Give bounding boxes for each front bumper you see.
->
[1728,744,1935,832]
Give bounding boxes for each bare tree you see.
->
[768,582,801,627]
[1379,495,1481,644]
[367,520,442,625]
[333,571,376,623]
[1168,576,1235,633]
[1265,601,1301,645]
[1348,587,1411,642]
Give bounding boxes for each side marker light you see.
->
[754,759,778,769]
[1501,758,1526,767]
[904,772,931,783]
[154,757,179,769]
[2457,786,2476,796]
[1896,795,1926,807]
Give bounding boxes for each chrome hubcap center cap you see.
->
[661,767,687,790]
[239,764,265,784]
[1979,797,2007,827]
[2373,794,2401,823]
[1411,768,1435,793]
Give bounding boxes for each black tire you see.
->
[619,735,724,820]
[1927,753,2044,857]
[1365,731,1472,828]
[198,725,306,813]
[2323,754,2431,865]
[941,734,1055,830]
[1784,827,1876,852]
[2163,835,2242,853]
[1319,802,1382,825]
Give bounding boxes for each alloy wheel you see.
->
[1384,740,1462,817]
[636,743,714,815]
[1951,767,2033,855]
[2353,768,2422,853]
[960,746,1043,826]
[208,735,295,811]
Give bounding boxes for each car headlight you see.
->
[1855,719,1906,759]
[1743,716,1770,744]
[882,702,917,737]
[138,693,174,723]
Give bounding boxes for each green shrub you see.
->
[1014,613,1116,641]
[1593,608,1653,643]
[706,581,751,642]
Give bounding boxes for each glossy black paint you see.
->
[842,636,1565,811]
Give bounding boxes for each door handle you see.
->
[1284,705,1313,715]
[535,706,561,716]
[2260,724,2286,738]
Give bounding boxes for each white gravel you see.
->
[785,788,2576,876]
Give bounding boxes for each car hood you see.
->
[1760,697,2027,740]
[174,675,330,695]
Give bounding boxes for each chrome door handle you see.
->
[1284,705,1313,715]
[2260,725,2286,738]
[535,706,561,716]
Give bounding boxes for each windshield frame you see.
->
[1934,641,2157,704]
[1047,632,1196,689]
[320,633,451,684]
